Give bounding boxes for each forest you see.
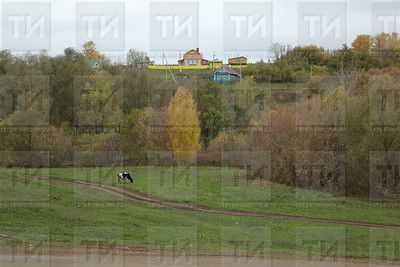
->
[1,34,400,199]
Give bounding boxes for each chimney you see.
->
[196,48,199,52]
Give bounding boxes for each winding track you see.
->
[20,173,400,230]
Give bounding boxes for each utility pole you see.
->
[162,53,178,84]
[179,50,182,72]
[238,53,242,83]
[162,52,168,83]
[213,52,216,70]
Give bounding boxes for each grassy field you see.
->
[7,166,400,226]
[0,168,399,260]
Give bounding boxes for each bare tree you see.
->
[126,49,151,69]
[270,43,291,60]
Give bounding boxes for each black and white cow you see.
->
[118,172,133,183]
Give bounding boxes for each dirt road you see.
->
[1,254,398,267]
[21,174,400,230]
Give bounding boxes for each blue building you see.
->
[83,60,100,69]
[210,67,241,84]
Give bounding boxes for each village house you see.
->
[209,60,223,69]
[210,67,241,84]
[178,48,209,66]
[228,56,248,66]
[83,60,100,69]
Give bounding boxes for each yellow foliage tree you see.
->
[167,87,201,165]
[387,33,400,50]
[82,41,104,61]
[352,35,371,52]
[372,33,390,50]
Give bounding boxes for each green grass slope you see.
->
[0,170,399,260]
[7,166,400,226]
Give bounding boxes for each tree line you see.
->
[0,37,400,199]
[245,33,400,83]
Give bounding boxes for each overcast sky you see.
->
[0,0,395,63]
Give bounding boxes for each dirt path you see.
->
[1,254,398,267]
[1,245,397,266]
[21,174,400,230]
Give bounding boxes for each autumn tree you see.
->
[31,127,73,167]
[352,35,371,52]
[167,87,201,165]
[370,33,400,62]
[0,120,13,151]
[373,33,400,50]
[372,33,390,51]
[82,41,104,61]
[64,47,84,62]
[387,33,400,50]
[121,108,169,164]
[76,70,123,131]
[4,75,51,128]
